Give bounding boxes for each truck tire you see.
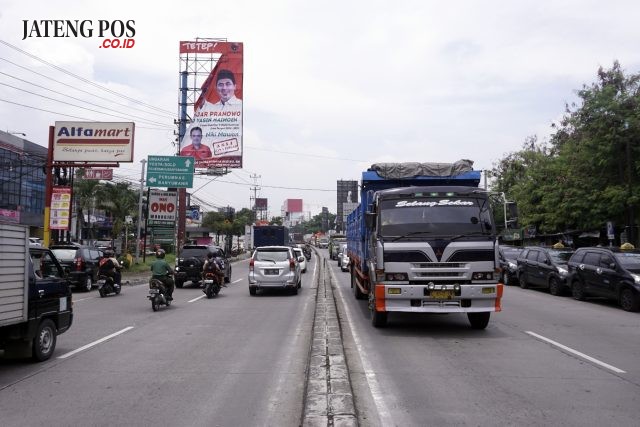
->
[467,312,490,330]
[32,319,57,362]
[371,309,387,327]
[354,275,366,300]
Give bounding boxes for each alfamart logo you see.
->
[22,19,136,49]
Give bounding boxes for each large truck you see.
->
[253,225,289,248]
[347,161,508,329]
[0,222,73,361]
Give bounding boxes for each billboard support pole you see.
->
[43,126,54,247]
[177,70,189,256]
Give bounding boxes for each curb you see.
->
[303,257,358,426]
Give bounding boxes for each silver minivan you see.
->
[249,246,302,295]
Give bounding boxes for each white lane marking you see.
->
[231,278,242,284]
[525,331,626,374]
[328,266,394,426]
[58,326,134,359]
[188,295,207,303]
[73,296,96,302]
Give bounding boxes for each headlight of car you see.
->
[556,267,568,277]
[508,262,517,272]
[631,273,640,284]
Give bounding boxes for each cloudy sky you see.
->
[1,0,639,218]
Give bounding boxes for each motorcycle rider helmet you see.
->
[156,249,166,258]
[104,249,115,257]
[207,252,214,259]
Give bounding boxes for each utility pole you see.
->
[135,159,146,263]
[249,173,261,222]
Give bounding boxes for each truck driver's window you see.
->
[38,252,64,279]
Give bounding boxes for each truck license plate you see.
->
[430,290,454,299]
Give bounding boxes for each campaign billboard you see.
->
[179,41,243,169]
[53,122,135,162]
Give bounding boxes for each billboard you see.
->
[255,198,268,210]
[148,190,178,227]
[53,122,135,162]
[284,199,303,213]
[179,41,243,169]
[336,180,358,232]
[50,186,71,230]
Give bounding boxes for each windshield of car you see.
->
[293,248,303,257]
[51,248,78,261]
[548,249,573,264]
[379,196,493,239]
[255,249,290,262]
[502,247,523,260]
[614,252,640,268]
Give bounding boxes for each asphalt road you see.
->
[3,249,640,426]
[0,257,317,427]
[323,249,640,427]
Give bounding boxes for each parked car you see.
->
[499,245,524,285]
[174,245,231,288]
[517,246,574,296]
[28,237,43,246]
[49,244,103,292]
[567,247,640,312]
[292,247,307,273]
[248,246,301,295]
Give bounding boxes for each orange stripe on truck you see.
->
[375,284,386,312]
[495,283,503,312]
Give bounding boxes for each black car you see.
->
[567,247,640,312]
[174,245,232,288]
[50,244,103,292]
[517,246,574,296]
[499,245,524,286]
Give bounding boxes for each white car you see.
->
[29,237,43,246]
[292,247,307,273]
[340,251,350,272]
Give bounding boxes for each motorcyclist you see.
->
[150,249,175,300]
[202,252,226,289]
[99,249,122,285]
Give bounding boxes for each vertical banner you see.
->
[50,186,72,230]
[179,41,244,168]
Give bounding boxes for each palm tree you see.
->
[96,182,138,240]
[74,172,103,241]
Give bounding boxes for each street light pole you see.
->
[135,159,146,263]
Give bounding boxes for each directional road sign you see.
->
[146,155,195,188]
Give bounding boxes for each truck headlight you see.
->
[385,273,408,281]
[472,272,494,280]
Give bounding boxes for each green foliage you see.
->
[491,61,640,239]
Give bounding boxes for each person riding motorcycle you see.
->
[150,249,175,300]
[99,249,122,285]
[202,252,225,290]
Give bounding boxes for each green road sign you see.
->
[146,155,195,188]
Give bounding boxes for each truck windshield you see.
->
[378,197,493,238]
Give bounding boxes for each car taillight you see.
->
[249,258,254,272]
[75,257,84,271]
[289,258,295,271]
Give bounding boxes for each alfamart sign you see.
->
[53,121,135,162]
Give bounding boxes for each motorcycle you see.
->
[203,271,221,298]
[148,276,171,311]
[97,274,121,297]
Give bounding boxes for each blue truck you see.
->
[253,225,289,248]
[346,161,507,329]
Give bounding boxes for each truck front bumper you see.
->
[373,283,503,313]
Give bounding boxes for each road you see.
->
[0,257,317,427]
[2,249,640,426]
[323,249,640,426]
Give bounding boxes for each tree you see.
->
[73,171,102,240]
[95,182,138,240]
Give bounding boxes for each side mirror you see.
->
[365,212,376,230]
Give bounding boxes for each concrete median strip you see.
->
[303,258,357,426]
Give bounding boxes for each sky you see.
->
[1,0,640,218]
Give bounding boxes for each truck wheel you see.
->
[32,319,57,362]
[354,277,366,300]
[371,309,387,327]
[467,312,490,329]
